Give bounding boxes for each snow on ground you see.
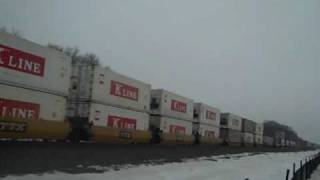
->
[3,150,319,180]
[310,165,320,180]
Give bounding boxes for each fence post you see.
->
[286,169,290,180]
[300,160,303,180]
[306,158,309,179]
[293,163,296,180]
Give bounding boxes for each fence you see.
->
[286,152,320,180]
[243,152,320,180]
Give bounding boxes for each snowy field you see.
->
[3,150,318,180]
[310,166,320,180]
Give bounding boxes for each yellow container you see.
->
[161,133,194,145]
[92,126,152,144]
[0,117,69,140]
[200,137,223,145]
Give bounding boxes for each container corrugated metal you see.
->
[241,118,256,133]
[290,141,296,147]
[263,136,274,146]
[275,131,285,139]
[255,123,264,135]
[0,84,66,121]
[274,138,282,147]
[274,131,285,147]
[150,89,193,121]
[0,32,71,96]
[197,124,219,139]
[220,113,242,131]
[255,134,263,145]
[193,103,220,127]
[69,63,151,113]
[67,102,149,131]
[242,132,254,144]
[219,128,241,144]
[285,140,290,147]
[150,116,193,135]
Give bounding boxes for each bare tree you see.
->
[264,120,303,142]
[83,53,99,65]
[0,26,8,33]
[47,43,64,52]
[10,28,23,38]
[0,26,23,38]
[48,43,100,66]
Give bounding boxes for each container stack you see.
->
[274,131,285,147]
[263,136,274,147]
[255,122,264,146]
[290,141,296,147]
[150,89,194,143]
[67,61,151,141]
[193,103,220,144]
[0,32,72,139]
[285,140,291,147]
[219,113,242,146]
[241,118,256,146]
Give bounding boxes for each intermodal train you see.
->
[0,32,297,147]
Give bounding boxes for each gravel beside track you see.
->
[0,141,313,177]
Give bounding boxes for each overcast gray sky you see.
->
[0,0,319,143]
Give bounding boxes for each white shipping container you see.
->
[275,131,285,139]
[263,136,274,146]
[150,116,193,135]
[255,123,264,135]
[219,128,242,143]
[220,113,242,131]
[290,141,296,147]
[198,124,220,139]
[70,63,151,112]
[255,134,263,145]
[150,89,194,121]
[243,132,254,144]
[0,32,71,96]
[285,140,290,147]
[193,103,220,127]
[0,84,66,121]
[67,102,149,131]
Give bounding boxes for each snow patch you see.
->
[3,150,319,180]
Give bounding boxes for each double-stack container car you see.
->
[241,118,256,146]
[150,89,194,144]
[219,113,242,146]
[0,32,307,148]
[68,60,151,143]
[274,131,285,147]
[255,123,264,146]
[263,136,274,147]
[193,103,221,144]
[0,32,71,140]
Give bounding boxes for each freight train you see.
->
[0,32,297,147]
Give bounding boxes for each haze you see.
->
[0,0,319,143]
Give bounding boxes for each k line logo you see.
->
[107,115,137,129]
[204,130,215,139]
[171,100,187,113]
[206,110,216,120]
[0,45,45,76]
[110,80,139,101]
[169,125,186,135]
[0,98,40,120]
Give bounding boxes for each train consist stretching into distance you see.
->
[0,32,308,147]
